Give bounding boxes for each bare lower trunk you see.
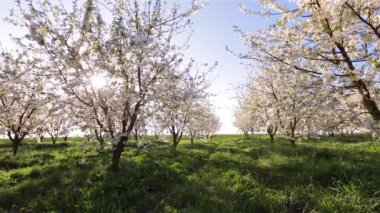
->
[267,125,277,143]
[8,131,24,156]
[329,131,335,137]
[190,137,194,145]
[111,137,126,172]
[286,127,296,146]
[94,129,104,148]
[269,134,274,143]
[288,119,297,145]
[51,136,58,145]
[12,141,20,156]
[170,124,183,148]
[173,134,179,148]
[110,107,140,172]
[98,138,105,148]
[290,138,296,146]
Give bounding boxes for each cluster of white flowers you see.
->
[136,141,151,151]
[233,0,380,142]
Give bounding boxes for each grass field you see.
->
[0,135,379,212]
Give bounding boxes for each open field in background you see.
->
[0,135,379,212]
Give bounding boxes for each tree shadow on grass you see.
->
[0,138,379,212]
[0,152,108,211]
[319,134,374,143]
[35,143,69,150]
[0,143,71,172]
[0,144,281,212]
[216,141,379,186]
[182,141,380,212]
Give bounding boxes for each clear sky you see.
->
[0,0,292,134]
[180,0,276,133]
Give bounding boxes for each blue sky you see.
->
[182,0,275,133]
[0,0,292,133]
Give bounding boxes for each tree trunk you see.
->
[288,119,297,145]
[267,125,277,143]
[111,137,126,172]
[329,131,335,137]
[12,141,20,156]
[356,79,380,121]
[290,128,296,145]
[269,134,274,143]
[8,131,23,156]
[290,138,296,146]
[94,129,104,147]
[191,137,194,145]
[244,132,248,138]
[172,134,178,148]
[334,41,380,121]
[64,135,68,142]
[51,136,57,145]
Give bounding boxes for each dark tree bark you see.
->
[49,134,58,145]
[110,106,140,172]
[356,79,380,121]
[8,131,26,156]
[267,124,277,143]
[12,140,21,156]
[169,122,184,149]
[111,136,126,172]
[173,133,178,148]
[171,131,183,148]
[133,128,139,141]
[93,129,105,148]
[250,128,254,136]
[287,117,298,145]
[244,132,248,138]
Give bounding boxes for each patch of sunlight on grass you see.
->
[257,153,289,168]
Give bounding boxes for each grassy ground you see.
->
[0,134,379,212]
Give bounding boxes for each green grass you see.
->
[0,134,379,212]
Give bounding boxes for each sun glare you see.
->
[90,73,108,90]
